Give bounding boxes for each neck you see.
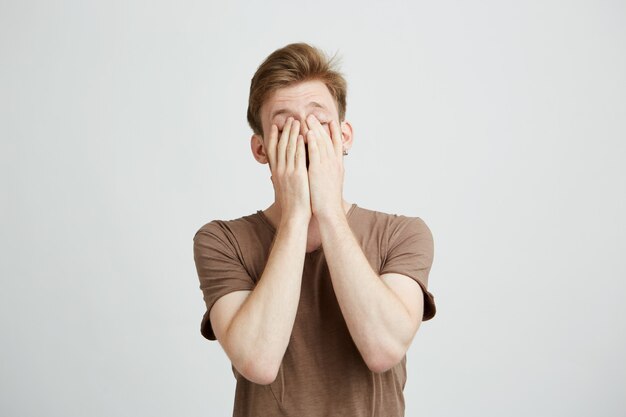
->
[263,199,352,229]
[262,199,352,253]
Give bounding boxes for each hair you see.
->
[246,42,347,136]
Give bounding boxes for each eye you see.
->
[315,114,331,127]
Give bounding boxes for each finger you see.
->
[330,119,343,160]
[306,114,325,139]
[277,117,293,169]
[306,114,330,159]
[306,113,318,125]
[286,120,300,170]
[312,115,334,159]
[306,129,321,166]
[320,122,334,158]
[266,124,278,170]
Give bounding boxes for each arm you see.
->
[317,212,423,373]
[303,114,427,373]
[218,217,308,385]
[212,117,311,385]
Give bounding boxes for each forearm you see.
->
[317,213,415,372]
[226,217,308,379]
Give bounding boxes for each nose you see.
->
[295,115,310,139]
[286,115,310,142]
[289,114,331,142]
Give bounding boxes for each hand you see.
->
[265,117,312,222]
[305,114,345,221]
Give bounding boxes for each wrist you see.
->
[314,207,347,228]
[279,212,311,230]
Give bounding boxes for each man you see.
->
[193,42,436,417]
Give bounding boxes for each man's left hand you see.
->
[305,114,345,221]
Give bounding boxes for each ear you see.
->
[339,120,354,152]
[250,133,269,164]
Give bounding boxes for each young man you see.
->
[193,42,436,417]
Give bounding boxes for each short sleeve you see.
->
[379,216,436,321]
[193,223,256,340]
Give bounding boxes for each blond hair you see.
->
[246,42,347,136]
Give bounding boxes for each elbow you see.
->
[365,344,406,374]
[366,356,403,374]
[239,357,279,385]
[222,335,280,385]
[366,321,421,373]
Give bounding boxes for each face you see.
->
[261,79,338,141]
[251,79,353,168]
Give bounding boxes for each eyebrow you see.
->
[270,101,327,120]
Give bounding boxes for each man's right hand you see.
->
[266,117,311,222]
[209,119,311,383]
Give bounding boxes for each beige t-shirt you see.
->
[193,203,436,417]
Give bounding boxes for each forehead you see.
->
[262,79,338,120]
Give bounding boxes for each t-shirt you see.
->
[192,203,436,417]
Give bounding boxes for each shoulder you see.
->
[193,211,263,241]
[193,211,274,259]
[352,205,432,237]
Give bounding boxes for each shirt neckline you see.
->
[256,203,358,255]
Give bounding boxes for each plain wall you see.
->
[1,0,625,416]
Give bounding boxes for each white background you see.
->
[2,1,625,416]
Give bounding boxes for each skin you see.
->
[209,79,425,385]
